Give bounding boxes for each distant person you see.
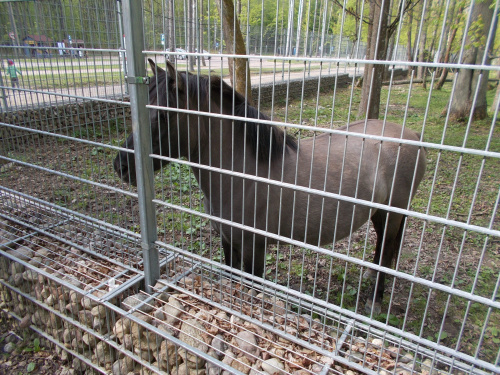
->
[7,59,22,88]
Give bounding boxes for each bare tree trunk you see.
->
[416,0,431,80]
[448,0,496,120]
[406,8,413,77]
[490,71,500,113]
[216,0,253,104]
[434,27,457,90]
[187,0,195,71]
[167,0,176,63]
[427,0,443,61]
[199,0,206,66]
[357,0,390,120]
[57,0,67,41]
[434,0,456,77]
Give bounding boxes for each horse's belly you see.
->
[276,195,375,246]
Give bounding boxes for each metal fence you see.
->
[0,0,499,374]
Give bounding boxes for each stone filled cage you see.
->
[0,0,499,374]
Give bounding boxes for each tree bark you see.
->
[416,0,431,80]
[357,0,391,120]
[448,0,496,121]
[406,7,413,77]
[490,71,500,113]
[434,27,458,90]
[216,0,253,104]
[167,0,176,63]
[187,0,195,71]
[199,0,207,66]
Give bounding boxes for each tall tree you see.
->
[187,0,195,70]
[448,0,498,120]
[406,7,414,74]
[167,0,176,63]
[434,0,461,90]
[216,0,253,104]
[357,0,391,119]
[416,0,431,80]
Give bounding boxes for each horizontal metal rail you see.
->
[0,122,130,154]
[147,105,500,159]
[0,87,128,106]
[144,50,500,72]
[158,251,500,374]
[0,187,140,241]
[0,156,136,199]
[151,164,499,238]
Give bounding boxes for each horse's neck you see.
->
[197,114,252,171]
[192,115,263,203]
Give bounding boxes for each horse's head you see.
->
[113,59,188,185]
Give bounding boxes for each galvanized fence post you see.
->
[122,0,159,292]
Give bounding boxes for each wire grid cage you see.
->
[1,0,500,374]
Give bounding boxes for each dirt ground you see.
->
[0,311,68,375]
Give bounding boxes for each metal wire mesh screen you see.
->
[1,0,499,374]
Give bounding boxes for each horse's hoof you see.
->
[365,300,381,315]
[363,268,377,281]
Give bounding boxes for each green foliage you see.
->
[23,338,42,353]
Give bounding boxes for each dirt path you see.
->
[1,58,362,110]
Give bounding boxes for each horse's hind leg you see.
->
[366,210,406,314]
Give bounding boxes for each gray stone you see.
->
[28,256,43,266]
[72,357,88,373]
[62,275,83,290]
[112,357,135,375]
[121,293,154,313]
[211,334,227,358]
[9,261,24,275]
[400,353,414,364]
[22,269,38,282]
[231,356,252,374]
[234,331,260,361]
[3,342,16,353]
[91,304,107,319]
[164,296,185,325]
[348,351,364,363]
[261,358,285,375]
[178,319,209,353]
[7,246,33,261]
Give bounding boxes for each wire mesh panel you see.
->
[137,0,499,374]
[1,0,499,374]
[0,0,146,246]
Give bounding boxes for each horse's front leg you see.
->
[242,234,266,277]
[221,236,242,271]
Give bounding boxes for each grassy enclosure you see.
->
[1,76,499,364]
[149,77,500,364]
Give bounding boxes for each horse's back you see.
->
[274,119,426,244]
[336,119,426,205]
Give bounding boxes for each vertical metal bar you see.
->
[116,0,129,95]
[122,0,159,293]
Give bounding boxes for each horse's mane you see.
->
[181,72,297,162]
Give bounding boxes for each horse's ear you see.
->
[148,58,165,74]
[166,60,185,92]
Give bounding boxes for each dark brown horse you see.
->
[114,60,426,312]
